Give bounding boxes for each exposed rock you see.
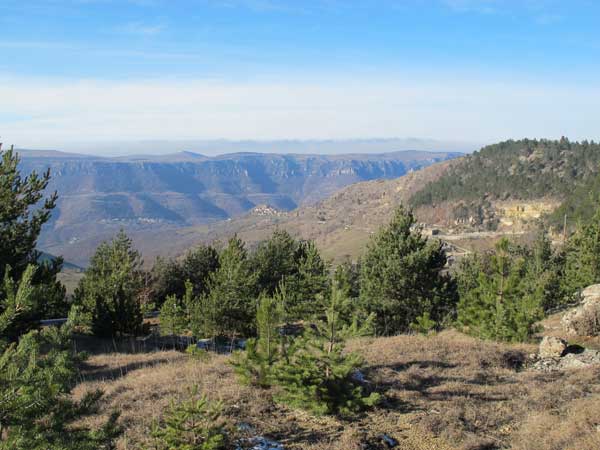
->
[582,284,600,301]
[532,346,600,372]
[236,436,285,450]
[377,433,399,448]
[562,284,600,336]
[250,205,284,217]
[538,336,567,358]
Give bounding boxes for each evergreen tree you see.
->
[0,266,121,449]
[563,209,600,296]
[360,206,457,335]
[150,256,185,308]
[0,145,57,282]
[525,231,564,311]
[149,387,229,450]
[456,239,543,342]
[271,286,379,416]
[286,240,330,320]
[150,245,219,308]
[74,230,145,338]
[231,290,285,387]
[203,236,257,338]
[0,145,67,337]
[180,245,220,297]
[253,229,299,296]
[159,295,187,338]
[333,259,361,300]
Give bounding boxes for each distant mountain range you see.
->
[19,148,462,266]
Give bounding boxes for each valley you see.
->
[22,148,460,267]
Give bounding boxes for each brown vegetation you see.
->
[74,329,600,450]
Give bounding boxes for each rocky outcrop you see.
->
[532,347,600,372]
[562,284,600,336]
[532,336,600,372]
[538,336,567,358]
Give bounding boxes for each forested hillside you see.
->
[410,138,600,227]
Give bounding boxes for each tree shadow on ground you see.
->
[78,357,179,382]
[366,359,515,413]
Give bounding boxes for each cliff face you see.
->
[17,149,460,267]
[20,150,460,228]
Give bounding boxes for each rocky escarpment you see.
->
[19,150,460,228]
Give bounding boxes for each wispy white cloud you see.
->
[1,76,599,148]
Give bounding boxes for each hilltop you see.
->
[410,138,600,230]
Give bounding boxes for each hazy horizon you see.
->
[13,137,478,157]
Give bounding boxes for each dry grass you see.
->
[74,330,600,450]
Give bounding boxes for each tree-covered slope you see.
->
[411,138,600,207]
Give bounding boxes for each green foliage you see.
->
[201,236,257,338]
[411,138,600,208]
[409,312,437,335]
[360,206,457,335]
[526,231,565,311]
[0,145,57,282]
[231,290,284,387]
[150,245,219,308]
[285,240,330,320]
[549,171,600,231]
[0,145,67,336]
[0,266,120,449]
[562,209,600,297]
[160,294,187,337]
[74,230,145,338]
[456,239,544,342]
[253,229,300,296]
[253,231,330,321]
[410,138,600,229]
[271,286,379,416]
[148,387,229,450]
[185,344,211,362]
[333,259,361,300]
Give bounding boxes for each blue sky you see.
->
[1,0,600,152]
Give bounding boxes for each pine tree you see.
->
[524,231,564,311]
[253,229,300,296]
[74,230,145,338]
[286,240,330,320]
[0,145,67,337]
[457,239,543,342]
[271,286,379,416]
[333,259,361,300]
[0,145,57,282]
[149,386,229,450]
[180,245,220,297]
[360,206,457,335]
[159,294,187,338]
[0,265,121,449]
[563,209,600,296]
[203,236,257,339]
[231,289,285,387]
[149,256,186,308]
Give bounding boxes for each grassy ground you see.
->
[73,329,600,450]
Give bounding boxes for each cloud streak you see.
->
[1,76,599,148]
